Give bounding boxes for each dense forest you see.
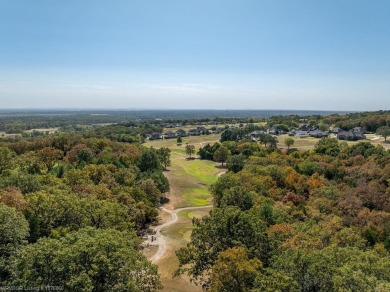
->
[177,138,390,291]
[0,134,170,290]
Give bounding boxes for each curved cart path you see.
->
[145,171,226,263]
[147,205,212,263]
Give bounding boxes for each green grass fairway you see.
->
[164,151,219,207]
[145,133,220,150]
[158,208,212,292]
[146,134,221,208]
[276,134,390,151]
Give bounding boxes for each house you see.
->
[188,129,200,136]
[149,132,162,140]
[197,126,207,134]
[300,124,317,132]
[294,131,309,138]
[337,130,366,141]
[309,130,329,138]
[352,127,366,134]
[165,131,176,139]
[269,126,278,135]
[250,130,265,138]
[330,127,342,134]
[176,129,187,137]
[288,129,297,136]
[299,124,309,131]
[269,126,286,135]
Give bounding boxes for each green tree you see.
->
[157,147,171,170]
[139,179,162,206]
[66,144,95,165]
[210,247,262,292]
[176,207,271,285]
[198,143,220,160]
[284,137,295,150]
[259,134,278,149]
[36,147,64,172]
[273,247,390,292]
[24,192,134,242]
[0,203,29,282]
[314,137,340,156]
[185,144,196,159]
[254,269,299,292]
[177,136,183,144]
[213,146,231,167]
[219,187,254,211]
[377,126,390,142]
[227,154,246,173]
[0,147,16,173]
[0,171,41,194]
[138,149,161,172]
[211,172,240,207]
[15,228,161,291]
[258,203,276,226]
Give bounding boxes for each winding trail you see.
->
[147,205,213,263]
[145,171,226,264]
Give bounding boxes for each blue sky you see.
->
[0,0,389,110]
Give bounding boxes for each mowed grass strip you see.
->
[181,188,212,206]
[276,134,390,151]
[146,136,220,208]
[171,156,218,206]
[176,157,219,185]
[145,134,220,150]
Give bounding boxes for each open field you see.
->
[0,131,20,137]
[0,127,60,137]
[147,131,390,154]
[276,134,390,151]
[146,133,221,150]
[161,122,266,133]
[25,127,60,134]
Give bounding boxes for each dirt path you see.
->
[145,171,226,263]
[144,171,226,263]
[146,205,213,263]
[218,170,226,177]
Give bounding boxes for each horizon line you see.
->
[0,108,363,112]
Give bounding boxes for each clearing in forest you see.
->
[144,134,220,291]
